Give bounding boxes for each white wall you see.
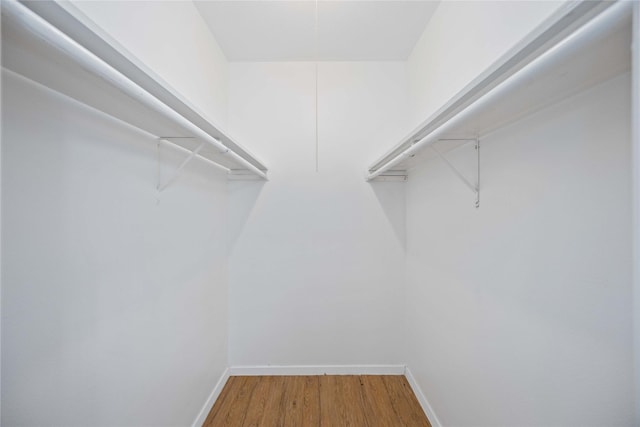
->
[69,0,230,128]
[0,57,3,426]
[405,73,634,426]
[631,4,640,425]
[227,62,408,366]
[405,3,635,425]
[1,71,229,426]
[407,0,563,126]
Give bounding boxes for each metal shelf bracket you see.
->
[429,138,480,208]
[157,137,205,192]
[369,170,408,182]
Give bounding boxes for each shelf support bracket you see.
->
[157,138,206,192]
[369,170,408,182]
[430,138,480,208]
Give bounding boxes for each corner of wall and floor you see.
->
[191,368,231,427]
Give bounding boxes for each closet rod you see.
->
[2,0,268,181]
[366,0,630,181]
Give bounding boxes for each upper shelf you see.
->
[1,0,268,180]
[367,0,633,180]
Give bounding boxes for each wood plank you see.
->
[240,376,271,427]
[278,376,302,426]
[210,376,260,426]
[341,375,369,427]
[258,376,286,426]
[359,375,403,427]
[383,376,432,427]
[203,377,244,427]
[279,376,305,426]
[319,375,369,426]
[301,376,321,426]
[319,375,340,427]
[242,376,285,427]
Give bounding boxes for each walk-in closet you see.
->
[1,1,639,426]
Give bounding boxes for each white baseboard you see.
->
[404,367,442,427]
[228,364,406,376]
[191,367,230,427]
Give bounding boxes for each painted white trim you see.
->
[228,364,406,376]
[191,367,230,427]
[404,367,443,427]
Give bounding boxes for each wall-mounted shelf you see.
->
[1,0,268,183]
[367,0,632,185]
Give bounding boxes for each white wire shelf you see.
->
[1,0,268,182]
[367,0,632,182]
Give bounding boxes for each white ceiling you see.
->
[194,1,440,61]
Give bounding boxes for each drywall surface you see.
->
[407,0,564,127]
[0,58,3,426]
[227,62,408,366]
[405,74,634,426]
[632,4,640,425]
[1,71,229,426]
[70,0,229,128]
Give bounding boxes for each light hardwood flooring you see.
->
[203,375,431,427]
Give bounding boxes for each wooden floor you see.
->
[203,375,431,427]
